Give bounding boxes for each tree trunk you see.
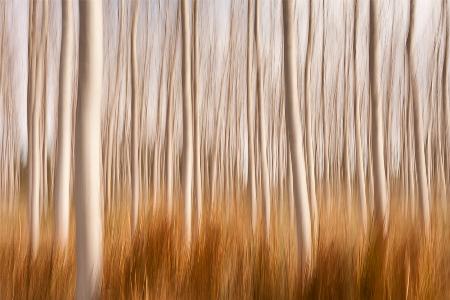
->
[282,0,312,272]
[27,0,39,259]
[165,48,175,220]
[304,0,318,245]
[192,0,202,232]
[181,0,193,245]
[75,1,103,298]
[130,0,140,235]
[369,0,389,236]
[247,0,257,234]
[408,0,431,235]
[255,0,271,238]
[353,0,367,234]
[54,0,74,248]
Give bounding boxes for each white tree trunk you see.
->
[255,0,271,238]
[410,81,430,234]
[30,54,43,258]
[165,74,174,220]
[247,0,257,234]
[287,148,295,229]
[369,0,389,236]
[282,0,312,272]
[409,0,431,235]
[130,0,140,235]
[354,79,367,233]
[443,2,450,220]
[192,0,202,232]
[353,0,368,234]
[54,0,74,248]
[304,0,318,245]
[181,0,193,245]
[75,1,103,298]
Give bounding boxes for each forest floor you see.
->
[0,190,449,299]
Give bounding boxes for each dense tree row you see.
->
[0,0,449,298]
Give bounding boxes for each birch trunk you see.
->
[409,0,431,235]
[247,0,257,233]
[75,1,103,298]
[304,0,318,245]
[181,0,193,245]
[27,0,39,259]
[130,0,140,234]
[192,0,202,231]
[354,0,367,233]
[282,0,312,271]
[255,0,271,238]
[54,0,74,248]
[369,0,389,236]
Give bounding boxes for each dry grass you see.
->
[0,189,449,299]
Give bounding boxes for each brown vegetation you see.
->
[0,188,449,299]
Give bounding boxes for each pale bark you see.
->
[247,0,257,233]
[409,0,431,235]
[130,0,140,234]
[29,0,48,258]
[27,0,39,258]
[304,0,318,245]
[282,0,312,271]
[354,72,368,233]
[165,44,175,220]
[369,0,389,236]
[192,0,202,231]
[255,0,271,238]
[354,0,367,234]
[287,148,295,229]
[443,0,450,220]
[75,1,103,298]
[54,0,74,248]
[181,0,193,245]
[30,54,43,258]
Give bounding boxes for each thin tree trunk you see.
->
[282,0,312,272]
[192,0,202,232]
[27,0,38,259]
[247,0,257,234]
[130,0,140,235]
[54,0,74,248]
[181,0,194,245]
[369,0,389,236]
[255,0,271,238]
[408,0,431,235]
[353,0,368,234]
[304,0,318,245]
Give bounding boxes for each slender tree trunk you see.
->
[287,148,295,229]
[130,0,140,235]
[304,0,318,245]
[408,0,431,235]
[165,43,176,220]
[27,0,38,259]
[255,0,271,238]
[30,53,43,258]
[54,0,74,248]
[282,0,312,272]
[443,0,450,220]
[247,0,257,234]
[181,0,194,245]
[75,1,103,298]
[354,70,367,234]
[192,0,202,232]
[369,0,389,236]
[353,0,367,234]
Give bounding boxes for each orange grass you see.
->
[0,189,449,299]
